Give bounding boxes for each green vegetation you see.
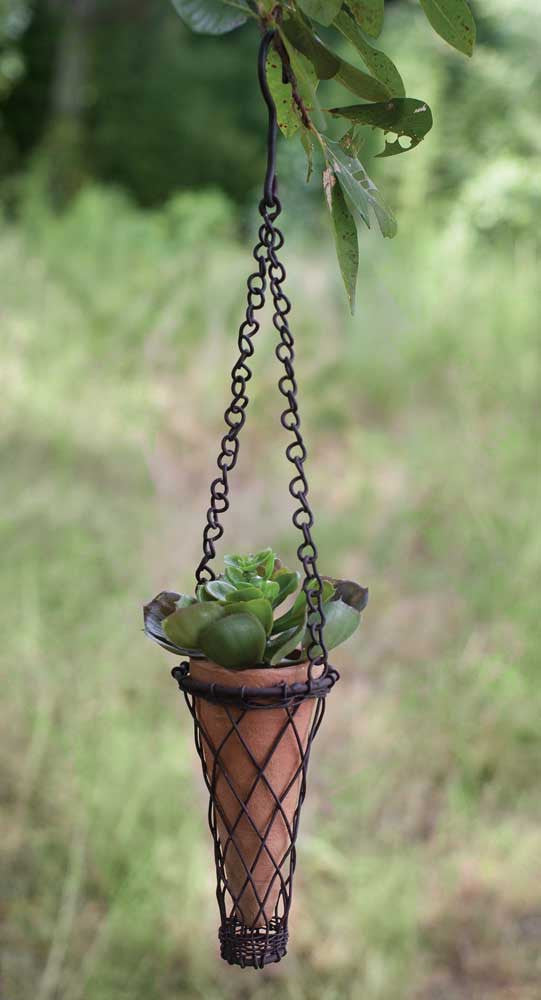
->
[144,549,367,668]
[1,0,540,996]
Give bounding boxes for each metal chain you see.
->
[195,29,329,676]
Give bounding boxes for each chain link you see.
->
[195,30,328,677]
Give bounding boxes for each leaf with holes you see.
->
[298,0,343,27]
[419,0,476,57]
[324,168,359,315]
[325,139,397,237]
[334,10,405,96]
[329,97,433,156]
[170,0,248,34]
[266,50,301,138]
[347,0,384,38]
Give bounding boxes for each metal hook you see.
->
[258,30,278,207]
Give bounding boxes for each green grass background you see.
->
[1,170,540,999]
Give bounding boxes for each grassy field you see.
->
[1,186,540,1000]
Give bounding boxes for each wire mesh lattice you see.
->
[173,662,336,967]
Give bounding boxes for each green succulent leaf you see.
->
[272,578,335,634]
[329,98,433,157]
[271,569,301,608]
[265,624,306,666]
[325,577,369,611]
[304,598,360,655]
[297,0,344,27]
[163,601,225,650]
[325,140,397,238]
[346,0,384,38]
[257,548,276,579]
[224,598,273,635]
[203,579,237,601]
[419,0,475,57]
[224,585,264,602]
[175,594,197,609]
[334,10,405,96]
[281,17,340,80]
[170,0,248,35]
[143,591,189,654]
[258,579,281,603]
[324,166,359,315]
[199,612,266,669]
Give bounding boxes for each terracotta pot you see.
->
[189,658,317,928]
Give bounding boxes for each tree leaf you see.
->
[325,139,397,237]
[339,125,365,158]
[334,10,405,96]
[281,35,327,131]
[329,98,433,156]
[347,0,384,38]
[170,0,248,35]
[281,16,340,80]
[298,0,344,27]
[335,60,391,102]
[419,0,476,57]
[324,167,359,314]
[300,128,314,182]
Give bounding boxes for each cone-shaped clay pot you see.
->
[190,658,317,928]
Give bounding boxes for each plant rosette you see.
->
[143,547,368,672]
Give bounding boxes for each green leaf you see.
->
[304,598,360,655]
[203,579,237,601]
[265,624,306,666]
[324,168,359,315]
[325,140,397,237]
[334,10,405,96]
[170,0,248,35]
[224,598,273,635]
[175,594,197,609]
[199,613,266,669]
[281,36,327,131]
[271,569,300,608]
[329,98,433,156]
[339,125,365,158]
[347,0,384,38]
[224,585,263,602]
[257,548,276,579]
[258,579,281,603]
[298,0,344,27]
[324,577,369,610]
[272,579,335,634]
[300,128,314,182]
[335,60,391,102]
[163,602,225,650]
[419,0,476,57]
[281,17,340,80]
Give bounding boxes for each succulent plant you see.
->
[144,548,368,670]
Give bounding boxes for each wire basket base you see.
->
[219,916,288,968]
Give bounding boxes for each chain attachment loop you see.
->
[195,30,329,678]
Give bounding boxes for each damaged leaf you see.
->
[324,167,359,314]
[330,97,433,156]
[325,139,397,237]
[347,0,384,38]
[334,9,405,96]
[266,49,301,137]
